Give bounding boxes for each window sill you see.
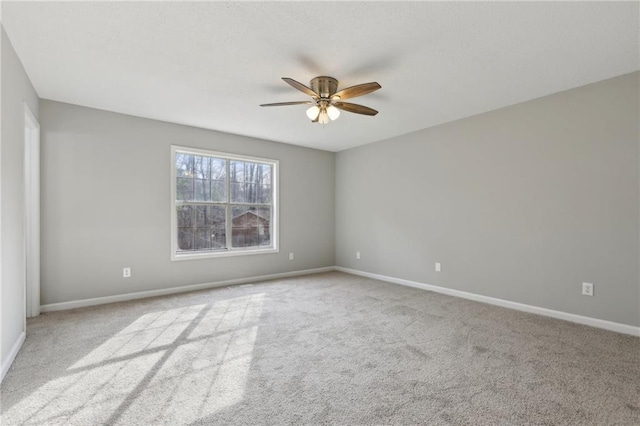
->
[171,247,279,261]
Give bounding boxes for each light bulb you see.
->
[306,105,320,120]
[327,105,340,121]
[318,108,330,124]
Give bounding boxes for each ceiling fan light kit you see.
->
[306,105,320,120]
[327,105,340,120]
[306,102,340,124]
[261,76,381,124]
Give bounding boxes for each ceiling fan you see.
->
[260,76,381,124]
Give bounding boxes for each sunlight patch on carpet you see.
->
[2,350,165,425]
[114,293,265,424]
[69,304,207,370]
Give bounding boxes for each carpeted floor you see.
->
[1,272,638,425]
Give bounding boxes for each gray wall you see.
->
[40,100,335,305]
[336,72,639,327]
[1,26,40,367]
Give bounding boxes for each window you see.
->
[171,146,278,260]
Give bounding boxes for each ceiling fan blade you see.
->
[332,82,381,100]
[282,78,319,98]
[260,101,314,107]
[333,102,378,116]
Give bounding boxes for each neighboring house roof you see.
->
[232,210,269,222]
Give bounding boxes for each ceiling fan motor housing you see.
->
[311,76,338,98]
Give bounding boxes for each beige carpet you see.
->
[1,272,638,425]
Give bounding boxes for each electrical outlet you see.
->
[582,282,594,296]
[435,262,441,272]
[123,267,131,278]
[356,251,361,260]
[289,252,294,261]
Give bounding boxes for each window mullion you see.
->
[226,202,269,206]
[226,159,232,250]
[176,201,226,206]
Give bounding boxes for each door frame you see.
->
[24,104,40,319]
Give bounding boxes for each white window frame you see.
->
[170,145,279,261]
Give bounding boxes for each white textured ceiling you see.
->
[2,1,638,152]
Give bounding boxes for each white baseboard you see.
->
[40,266,335,313]
[1,331,26,383]
[336,266,640,337]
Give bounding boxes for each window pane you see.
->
[231,182,244,203]
[178,228,194,251]
[211,158,226,181]
[194,228,211,250]
[175,154,194,178]
[177,205,194,227]
[244,183,258,203]
[177,178,194,201]
[193,155,210,179]
[230,160,244,202]
[195,205,225,227]
[193,226,227,250]
[212,180,226,203]
[259,164,271,186]
[211,158,227,202]
[230,161,245,183]
[211,225,226,248]
[231,206,271,248]
[194,179,209,202]
[258,184,271,204]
